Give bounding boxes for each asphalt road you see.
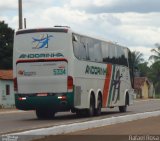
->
[0,99,160,135]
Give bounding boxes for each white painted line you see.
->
[134,99,160,103]
[8,110,160,136]
[0,110,27,115]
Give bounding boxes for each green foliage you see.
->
[149,43,160,62]
[137,62,150,77]
[155,94,160,99]
[148,44,160,94]
[131,49,160,95]
[0,21,14,69]
[131,51,145,77]
[131,47,160,94]
[131,51,144,68]
[148,61,160,94]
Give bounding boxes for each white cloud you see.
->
[67,0,117,8]
[0,0,17,10]
[0,16,18,29]
[1,0,160,62]
[67,0,160,13]
[93,0,115,7]
[130,46,153,60]
[12,6,160,48]
[67,0,92,8]
[0,16,8,22]
[111,13,160,46]
[120,25,159,46]
[23,7,89,29]
[24,0,53,9]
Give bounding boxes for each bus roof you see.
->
[15,26,129,50]
[16,27,70,35]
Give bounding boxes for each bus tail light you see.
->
[67,76,73,91]
[58,96,67,101]
[18,97,26,101]
[14,78,18,91]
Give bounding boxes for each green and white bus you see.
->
[13,26,134,119]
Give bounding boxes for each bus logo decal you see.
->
[19,53,64,59]
[32,34,53,49]
[85,65,107,75]
[18,70,36,76]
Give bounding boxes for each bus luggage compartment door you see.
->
[16,61,68,94]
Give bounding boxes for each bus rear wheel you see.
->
[36,109,55,119]
[95,96,102,116]
[86,95,95,117]
[119,94,128,113]
[119,105,127,112]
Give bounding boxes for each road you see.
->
[0,99,160,135]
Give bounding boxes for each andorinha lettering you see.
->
[19,53,64,59]
[85,65,107,75]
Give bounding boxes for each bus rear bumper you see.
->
[15,93,74,112]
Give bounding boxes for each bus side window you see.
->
[94,43,103,62]
[116,46,123,65]
[73,35,78,42]
[88,45,95,61]
[101,42,107,63]
[73,35,81,59]
[109,44,114,64]
[124,48,129,67]
[79,37,87,60]
[73,34,87,60]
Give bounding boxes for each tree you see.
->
[0,21,14,69]
[148,44,160,95]
[148,61,160,94]
[149,43,160,62]
[131,51,144,76]
[137,62,150,77]
[131,51,144,67]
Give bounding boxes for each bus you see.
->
[13,26,134,119]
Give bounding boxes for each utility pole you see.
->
[18,0,23,29]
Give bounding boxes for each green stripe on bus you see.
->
[107,65,116,107]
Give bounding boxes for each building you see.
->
[134,77,155,99]
[0,70,15,108]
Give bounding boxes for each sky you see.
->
[0,0,160,62]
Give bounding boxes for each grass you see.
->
[155,94,160,99]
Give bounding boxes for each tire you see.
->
[86,95,95,117]
[71,108,76,113]
[76,109,85,117]
[119,105,127,112]
[95,96,102,116]
[36,109,55,119]
[119,94,129,113]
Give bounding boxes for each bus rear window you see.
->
[16,28,68,35]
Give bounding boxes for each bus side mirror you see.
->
[73,35,78,42]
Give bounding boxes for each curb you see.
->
[10,110,160,136]
[0,110,26,115]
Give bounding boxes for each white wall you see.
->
[0,80,15,108]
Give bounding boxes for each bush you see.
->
[155,94,160,99]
